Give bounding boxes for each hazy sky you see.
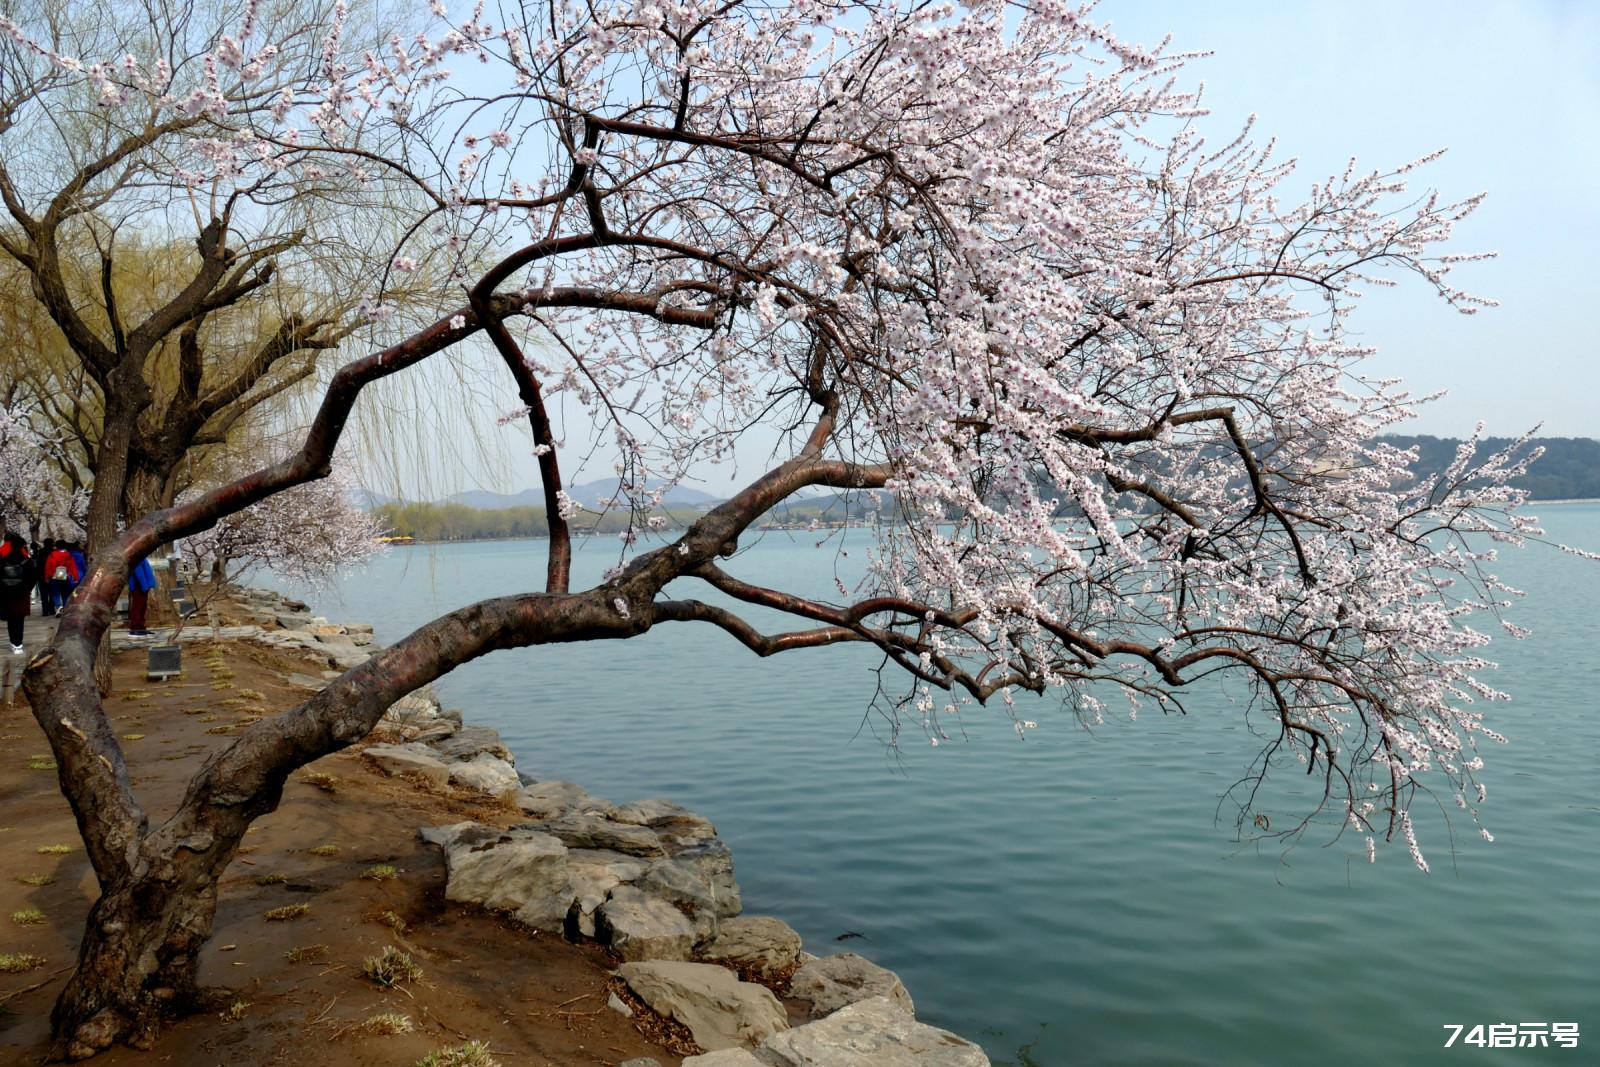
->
[382,0,1600,498]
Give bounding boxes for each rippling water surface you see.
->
[270,505,1600,1065]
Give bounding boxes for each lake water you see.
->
[267,505,1600,1066]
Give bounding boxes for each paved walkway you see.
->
[2,615,60,703]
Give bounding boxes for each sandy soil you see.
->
[0,637,684,1067]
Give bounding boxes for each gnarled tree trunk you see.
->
[50,870,221,1059]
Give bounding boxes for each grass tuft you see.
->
[363,1011,415,1035]
[302,772,339,793]
[263,903,309,922]
[254,873,286,886]
[0,953,46,974]
[361,864,397,881]
[26,755,56,771]
[307,844,339,857]
[15,874,54,887]
[121,733,146,741]
[237,688,264,700]
[376,910,408,933]
[35,844,73,855]
[219,999,250,1022]
[10,908,44,925]
[284,944,328,964]
[415,1041,498,1067]
[361,946,422,988]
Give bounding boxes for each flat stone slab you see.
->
[529,814,666,857]
[618,960,787,1052]
[756,996,988,1067]
[515,780,600,820]
[431,724,514,763]
[790,953,913,1017]
[449,753,520,795]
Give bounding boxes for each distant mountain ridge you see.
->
[1380,435,1600,501]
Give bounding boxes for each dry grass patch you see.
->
[415,1041,498,1067]
[121,733,146,741]
[219,999,250,1022]
[10,908,44,925]
[0,953,46,974]
[361,864,397,881]
[35,844,73,855]
[263,903,310,922]
[363,1011,415,1035]
[15,873,54,887]
[361,946,422,988]
[302,772,339,792]
[284,943,328,964]
[254,873,286,886]
[26,755,56,770]
[307,844,340,857]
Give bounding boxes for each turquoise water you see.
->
[270,505,1600,1065]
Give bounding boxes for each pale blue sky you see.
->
[1100,0,1600,439]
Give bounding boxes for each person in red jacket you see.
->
[42,541,79,617]
[0,515,35,654]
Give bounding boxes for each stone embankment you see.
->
[230,586,991,1066]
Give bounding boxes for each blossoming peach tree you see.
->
[7,0,1556,1056]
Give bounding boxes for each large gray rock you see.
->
[567,849,651,937]
[684,1051,767,1066]
[756,997,987,1067]
[640,839,742,920]
[363,742,451,787]
[515,780,604,820]
[422,821,572,930]
[431,724,514,763]
[529,814,666,857]
[448,753,521,795]
[618,961,787,1052]
[790,953,913,1017]
[613,798,718,846]
[598,886,695,961]
[701,916,803,978]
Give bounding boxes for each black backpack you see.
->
[0,549,33,593]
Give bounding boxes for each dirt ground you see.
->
[0,638,685,1067]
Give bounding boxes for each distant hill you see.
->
[445,478,718,511]
[1381,435,1600,501]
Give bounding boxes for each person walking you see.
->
[67,541,87,587]
[0,516,35,655]
[127,556,156,637]
[43,540,79,614]
[36,537,57,615]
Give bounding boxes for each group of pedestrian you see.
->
[0,513,158,655]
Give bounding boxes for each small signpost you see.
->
[146,644,182,682]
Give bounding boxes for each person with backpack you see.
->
[0,515,36,654]
[35,537,57,615]
[127,556,156,637]
[43,541,79,613]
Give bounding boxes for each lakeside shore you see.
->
[1,586,989,1066]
